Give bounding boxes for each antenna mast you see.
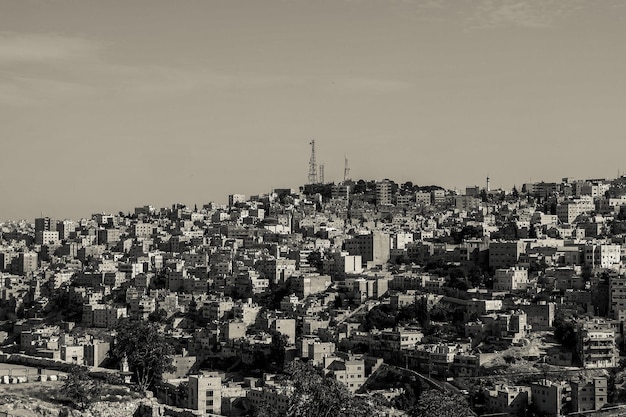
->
[308,140,318,184]
[319,164,325,184]
[343,155,350,182]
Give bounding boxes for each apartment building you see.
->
[188,373,222,415]
[493,267,529,291]
[577,319,617,369]
[571,377,608,413]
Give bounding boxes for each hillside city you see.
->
[3,174,626,416]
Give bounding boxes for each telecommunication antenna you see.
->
[319,164,325,184]
[344,155,350,182]
[308,140,318,184]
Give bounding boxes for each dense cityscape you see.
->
[2,171,626,416]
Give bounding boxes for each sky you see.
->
[1,0,626,221]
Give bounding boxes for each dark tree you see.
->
[354,180,367,194]
[410,390,474,417]
[307,250,324,273]
[285,361,381,417]
[148,308,168,323]
[111,319,175,392]
[553,313,577,352]
[62,366,102,411]
[363,304,398,331]
[269,330,289,370]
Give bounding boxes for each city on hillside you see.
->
[3,174,626,416]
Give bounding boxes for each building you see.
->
[584,244,621,269]
[332,183,351,200]
[270,318,296,345]
[35,230,60,245]
[246,378,291,415]
[188,373,222,415]
[18,252,38,275]
[323,354,366,393]
[577,319,617,369]
[344,232,390,267]
[519,302,555,330]
[430,189,445,204]
[35,217,55,233]
[571,377,608,413]
[493,267,529,291]
[376,179,393,206]
[228,194,247,206]
[299,338,336,366]
[455,195,480,211]
[531,379,567,417]
[255,258,297,284]
[556,197,595,224]
[415,192,431,205]
[489,241,527,269]
[484,384,531,416]
[291,274,331,298]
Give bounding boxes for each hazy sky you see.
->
[1,0,626,221]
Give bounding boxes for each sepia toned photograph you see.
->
[1,1,626,416]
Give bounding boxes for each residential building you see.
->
[489,241,527,269]
[577,319,617,369]
[571,377,608,413]
[376,179,393,206]
[188,373,222,415]
[493,267,528,291]
[344,232,390,267]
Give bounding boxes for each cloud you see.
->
[0,32,100,105]
[329,77,413,94]
[0,32,100,63]
[468,0,586,29]
[0,75,92,106]
[0,30,410,108]
[102,65,307,96]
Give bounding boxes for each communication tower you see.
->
[308,140,318,184]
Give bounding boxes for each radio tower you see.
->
[319,164,325,184]
[343,155,350,182]
[308,140,318,184]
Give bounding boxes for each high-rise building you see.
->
[18,251,38,275]
[35,217,55,232]
[376,179,393,206]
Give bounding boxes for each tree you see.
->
[307,250,324,273]
[111,318,175,392]
[410,390,474,417]
[148,308,168,323]
[363,304,397,331]
[62,366,102,411]
[553,313,577,352]
[283,361,381,417]
[269,330,289,370]
[176,381,189,408]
